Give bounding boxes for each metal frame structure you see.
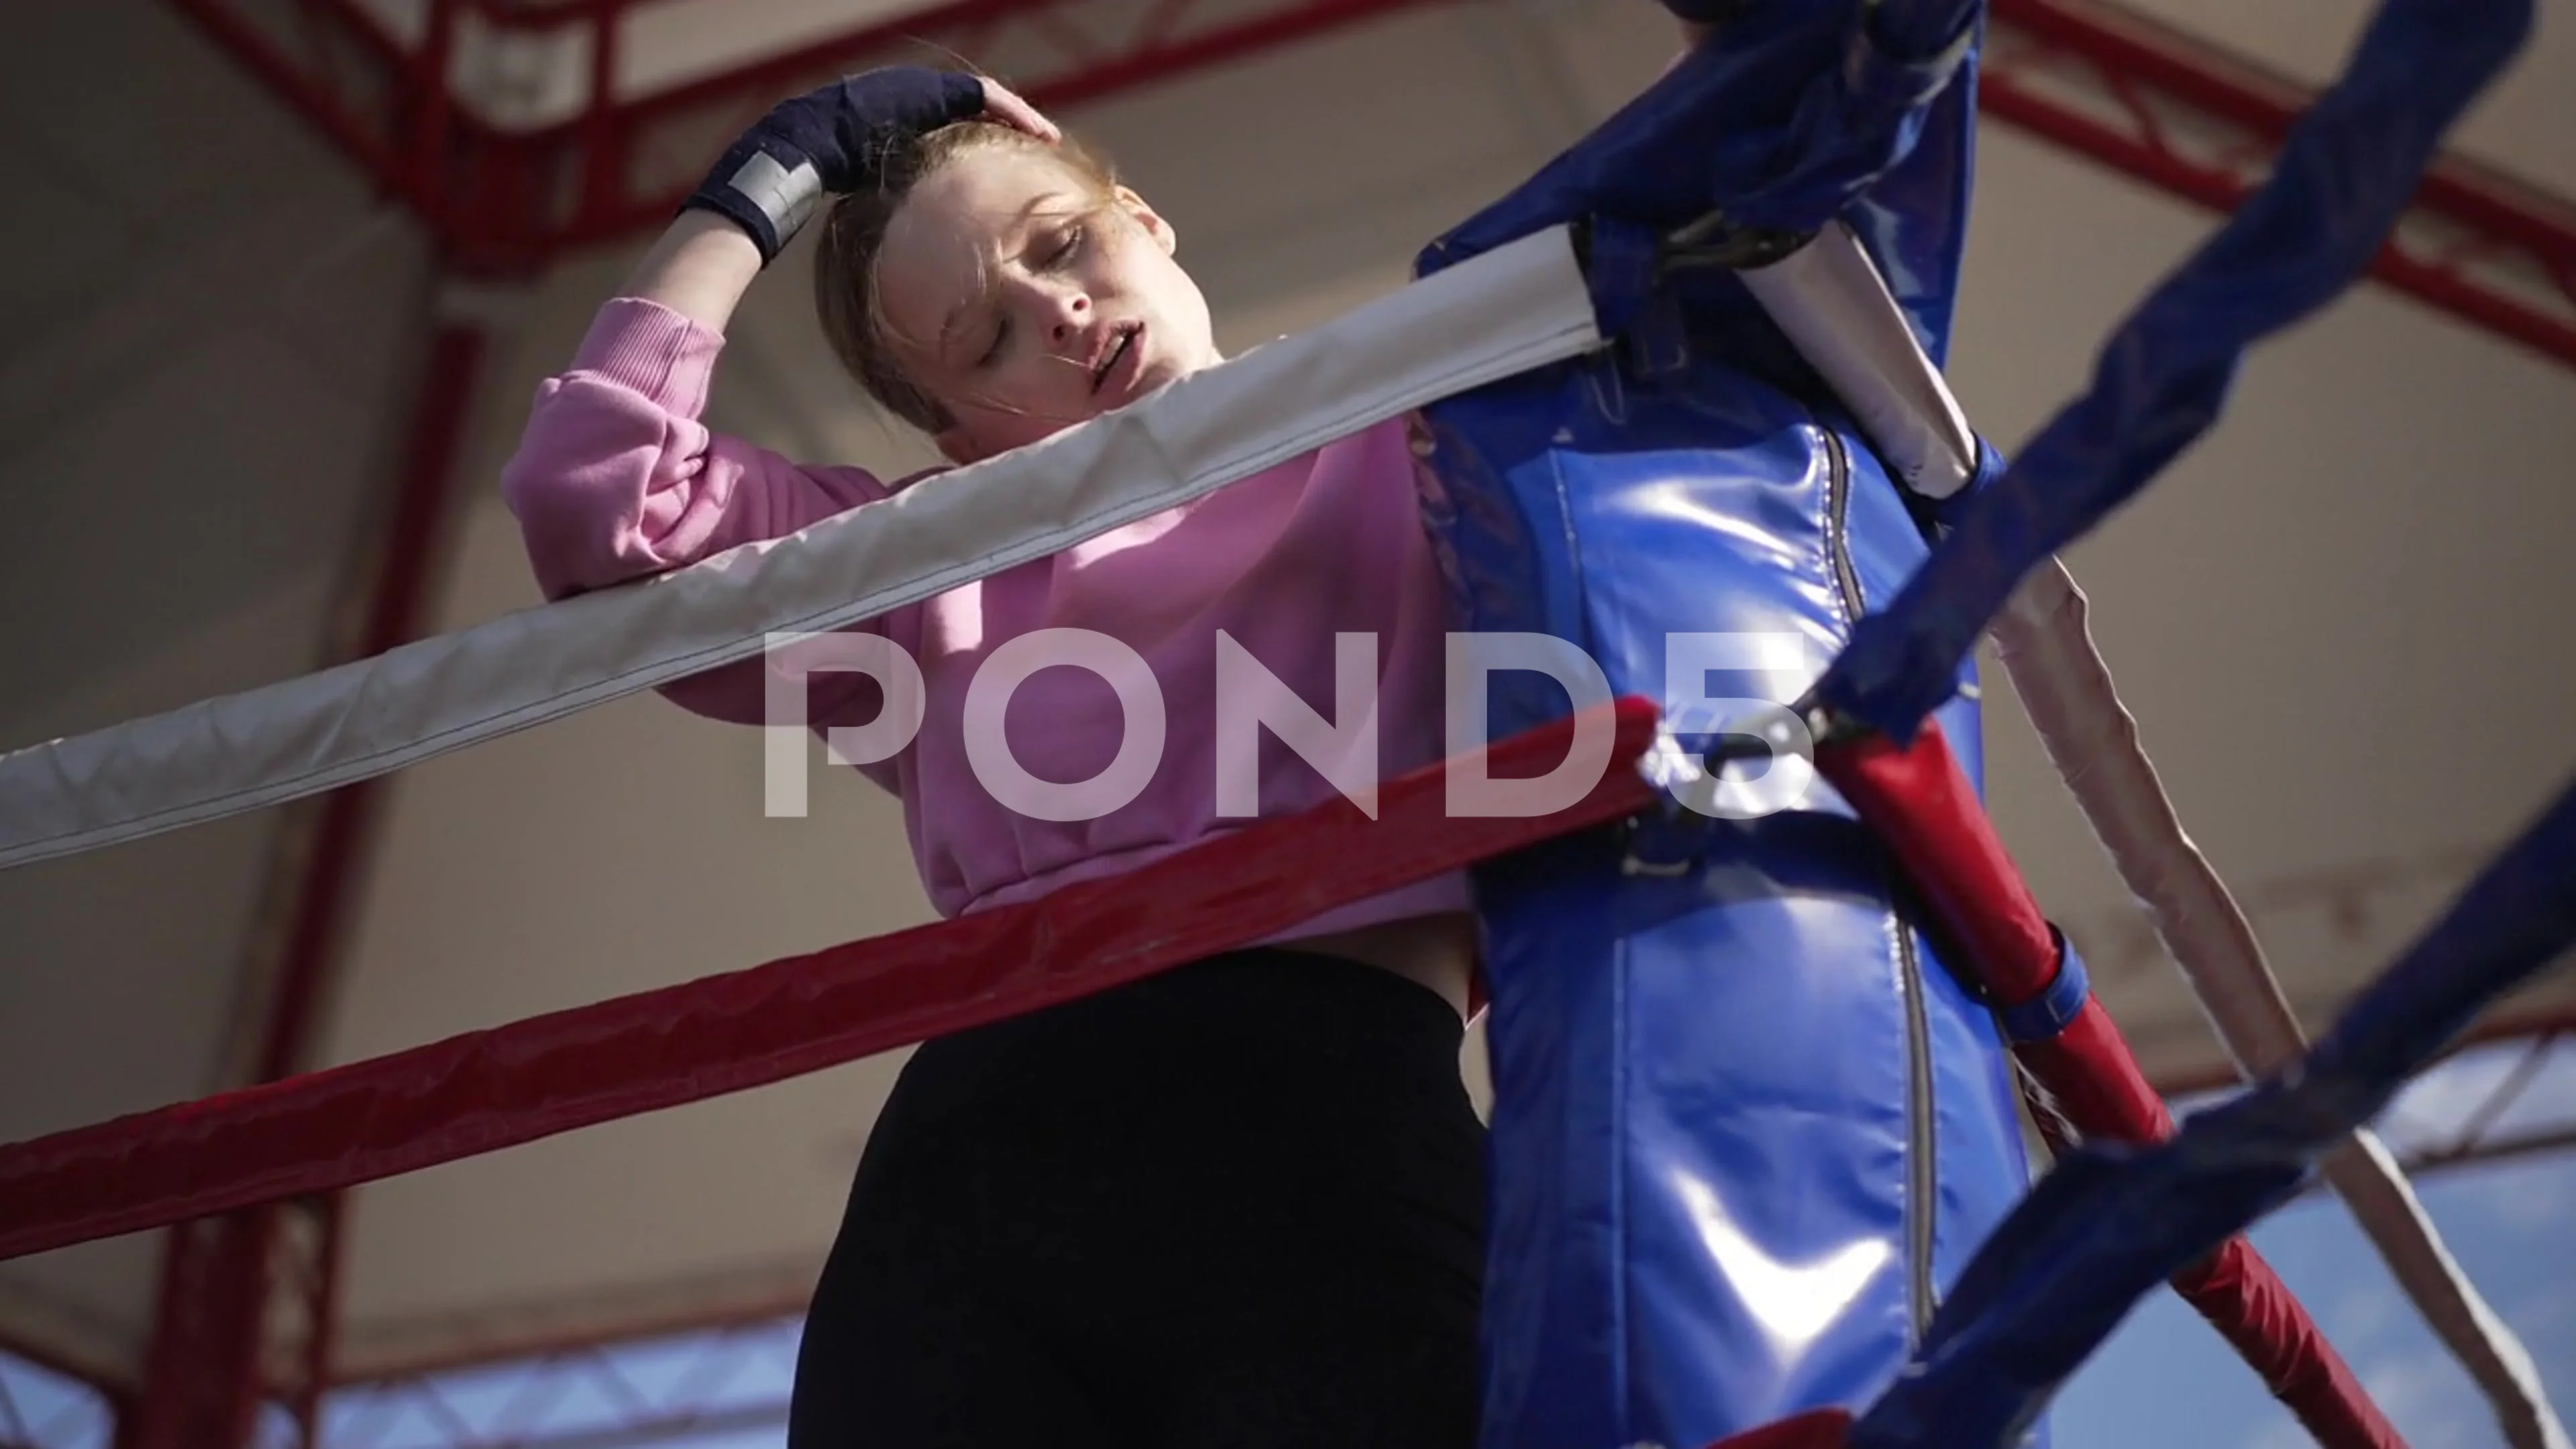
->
[15,0,2559,1439]
[2159,1032,2576,1174]
[2068,847,2576,1100]
[320,1316,804,1449]
[163,0,1464,275]
[0,1344,118,1449]
[155,0,2576,361]
[2379,1031,2576,1173]
[1983,0,2576,370]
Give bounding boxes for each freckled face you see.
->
[873,146,1222,464]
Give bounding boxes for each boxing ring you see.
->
[3,0,2572,1446]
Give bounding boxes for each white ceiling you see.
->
[1,0,2571,1390]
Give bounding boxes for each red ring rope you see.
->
[0,699,1660,1261]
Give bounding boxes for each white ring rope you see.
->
[0,227,1600,871]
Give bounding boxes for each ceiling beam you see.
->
[164,0,2576,366]
[164,0,1458,274]
[1986,0,2576,369]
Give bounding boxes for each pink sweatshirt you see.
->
[500,297,1472,940]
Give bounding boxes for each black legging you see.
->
[788,946,1487,1448]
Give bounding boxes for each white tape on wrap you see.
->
[0,225,1600,869]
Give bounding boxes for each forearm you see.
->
[619,210,765,333]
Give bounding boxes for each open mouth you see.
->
[1091,323,1141,394]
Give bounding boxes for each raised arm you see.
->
[498,68,1058,602]
[624,208,765,335]
[495,267,890,603]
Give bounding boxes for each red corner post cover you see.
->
[1817,723,2404,1449]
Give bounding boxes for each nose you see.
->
[1044,288,1091,345]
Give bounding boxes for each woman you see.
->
[500,67,1493,1447]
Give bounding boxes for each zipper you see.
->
[1892,912,1939,1340]
[1818,418,1940,1342]
[1819,425,1869,627]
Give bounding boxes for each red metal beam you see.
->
[292,1195,348,1448]
[119,1210,272,1449]
[460,0,1459,267]
[164,0,1456,274]
[164,0,419,206]
[119,322,489,1449]
[168,0,2576,361]
[1985,0,2576,369]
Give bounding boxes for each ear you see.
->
[1114,184,1177,257]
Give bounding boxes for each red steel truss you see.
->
[160,0,2576,366]
[115,323,488,1449]
[164,0,1455,273]
[115,1196,342,1449]
[1983,0,2576,369]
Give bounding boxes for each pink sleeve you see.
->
[500,297,892,596]
[498,297,900,727]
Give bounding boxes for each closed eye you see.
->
[971,225,1083,369]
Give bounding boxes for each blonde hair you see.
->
[811,119,1121,434]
